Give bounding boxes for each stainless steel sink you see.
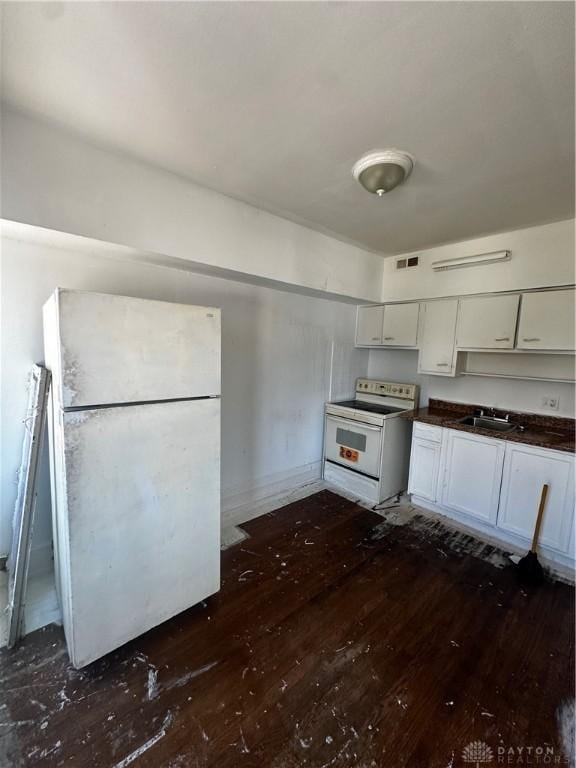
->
[457,415,517,432]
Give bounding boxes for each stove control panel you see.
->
[356,378,418,400]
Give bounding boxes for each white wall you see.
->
[0,107,384,303]
[367,350,575,418]
[381,219,575,301]
[0,231,368,562]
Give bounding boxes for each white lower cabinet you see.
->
[408,423,576,566]
[440,430,505,524]
[498,443,574,552]
[408,437,442,502]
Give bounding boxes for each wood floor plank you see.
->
[0,490,573,767]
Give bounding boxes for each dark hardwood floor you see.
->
[1,490,574,767]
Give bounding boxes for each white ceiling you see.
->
[1,2,574,255]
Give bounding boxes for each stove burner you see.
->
[331,400,405,416]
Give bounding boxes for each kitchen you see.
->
[325,253,574,577]
[0,2,574,767]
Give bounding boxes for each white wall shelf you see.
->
[461,372,575,384]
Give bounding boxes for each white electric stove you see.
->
[323,378,419,505]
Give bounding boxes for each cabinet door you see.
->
[382,303,419,347]
[456,294,519,349]
[440,430,505,524]
[498,443,575,552]
[408,437,442,502]
[517,290,575,351]
[356,306,384,346]
[418,300,459,375]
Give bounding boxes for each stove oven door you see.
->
[324,415,382,478]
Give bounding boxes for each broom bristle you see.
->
[516,551,545,586]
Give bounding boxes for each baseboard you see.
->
[222,461,324,528]
[221,525,249,550]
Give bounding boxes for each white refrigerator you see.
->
[43,289,221,668]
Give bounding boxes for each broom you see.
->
[516,484,548,586]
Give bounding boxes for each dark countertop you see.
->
[402,399,575,454]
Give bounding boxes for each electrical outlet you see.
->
[541,396,560,411]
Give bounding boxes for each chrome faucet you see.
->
[473,408,511,423]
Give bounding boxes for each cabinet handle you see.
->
[494,337,510,342]
[436,362,449,367]
[384,336,395,340]
[371,336,380,341]
[523,337,541,342]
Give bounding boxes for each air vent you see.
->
[396,256,418,270]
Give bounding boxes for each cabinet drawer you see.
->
[413,422,443,443]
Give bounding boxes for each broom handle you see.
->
[531,484,549,553]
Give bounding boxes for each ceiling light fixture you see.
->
[352,149,414,196]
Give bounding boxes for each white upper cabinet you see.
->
[418,300,459,375]
[517,289,575,351]
[357,288,575,358]
[356,303,418,346]
[498,443,575,552]
[456,294,519,349]
[356,305,384,346]
[440,430,506,524]
[381,303,419,347]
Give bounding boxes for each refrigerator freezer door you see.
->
[44,289,221,408]
[54,398,220,668]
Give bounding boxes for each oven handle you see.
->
[326,415,382,432]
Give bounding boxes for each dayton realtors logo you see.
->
[462,741,494,766]
[461,740,569,765]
